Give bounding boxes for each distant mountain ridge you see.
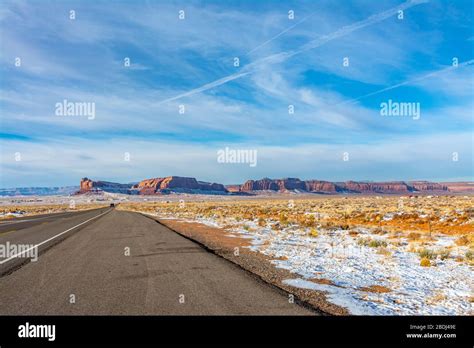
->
[0,186,78,196]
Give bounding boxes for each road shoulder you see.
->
[144,215,346,315]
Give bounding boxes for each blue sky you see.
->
[0,0,473,187]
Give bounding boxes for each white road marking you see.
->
[0,209,111,265]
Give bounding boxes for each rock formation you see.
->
[443,182,474,192]
[75,176,460,196]
[305,180,339,193]
[340,181,411,193]
[408,181,448,192]
[238,178,451,194]
[132,176,227,194]
[78,178,132,194]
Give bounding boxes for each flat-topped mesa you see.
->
[305,180,339,193]
[408,181,449,192]
[241,178,342,193]
[239,178,451,194]
[132,176,228,195]
[78,177,132,194]
[443,182,474,192]
[241,178,307,192]
[341,181,411,193]
[241,178,279,191]
[275,178,306,191]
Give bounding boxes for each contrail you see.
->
[339,58,474,105]
[290,0,428,57]
[157,0,428,105]
[245,10,319,56]
[157,72,251,105]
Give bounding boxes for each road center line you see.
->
[0,209,111,265]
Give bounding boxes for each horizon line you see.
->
[1,176,473,190]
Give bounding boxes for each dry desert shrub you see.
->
[357,237,387,248]
[420,257,431,267]
[418,248,436,260]
[299,214,316,227]
[437,248,451,260]
[271,223,282,231]
[348,230,359,237]
[369,239,388,248]
[278,213,289,226]
[455,235,470,246]
[308,228,318,237]
[407,232,422,241]
[426,291,447,304]
[377,247,391,257]
[337,224,350,230]
[372,227,385,234]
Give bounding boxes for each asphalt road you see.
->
[0,208,314,315]
[0,207,110,275]
[0,208,109,234]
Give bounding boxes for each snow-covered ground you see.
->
[151,212,473,315]
[0,211,26,218]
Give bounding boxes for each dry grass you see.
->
[310,278,337,286]
[418,248,436,260]
[357,237,388,248]
[359,285,391,293]
[455,235,470,246]
[426,291,447,304]
[118,194,474,265]
[377,247,392,257]
[407,232,422,241]
[465,250,474,263]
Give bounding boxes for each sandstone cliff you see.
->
[305,180,339,193]
[238,178,451,194]
[408,181,448,192]
[79,178,132,194]
[132,176,227,194]
[340,181,411,193]
[443,182,474,192]
[77,176,460,196]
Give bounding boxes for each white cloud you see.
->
[1,131,472,187]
